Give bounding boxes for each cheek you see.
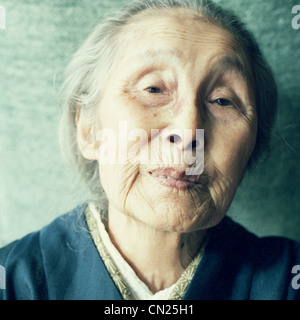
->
[98,160,141,213]
[208,122,257,178]
[98,93,175,167]
[100,93,165,137]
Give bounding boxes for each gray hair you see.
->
[59,0,277,206]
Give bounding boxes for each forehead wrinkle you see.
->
[118,30,249,69]
[143,48,184,61]
[118,8,247,65]
[133,48,185,68]
[121,8,240,50]
[133,27,238,52]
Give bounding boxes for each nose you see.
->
[159,99,204,174]
[163,100,203,151]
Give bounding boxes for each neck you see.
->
[107,205,206,294]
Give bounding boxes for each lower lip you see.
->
[149,172,198,190]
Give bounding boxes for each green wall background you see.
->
[0,0,299,246]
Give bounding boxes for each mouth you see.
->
[148,167,201,190]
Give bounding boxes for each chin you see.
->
[126,193,225,233]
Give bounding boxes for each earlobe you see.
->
[76,106,98,161]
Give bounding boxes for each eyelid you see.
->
[209,98,233,107]
[143,79,168,93]
[208,87,239,108]
[124,80,171,108]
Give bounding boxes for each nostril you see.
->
[168,134,182,144]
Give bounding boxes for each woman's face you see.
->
[91,10,257,232]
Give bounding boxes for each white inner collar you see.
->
[89,202,177,300]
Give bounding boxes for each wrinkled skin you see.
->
[77,8,258,293]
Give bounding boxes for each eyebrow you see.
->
[211,55,249,78]
[199,55,254,109]
[202,55,253,94]
[123,49,185,84]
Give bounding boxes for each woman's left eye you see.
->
[145,87,164,94]
[210,98,233,107]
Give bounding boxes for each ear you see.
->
[75,106,98,160]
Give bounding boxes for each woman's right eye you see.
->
[145,86,164,94]
[210,98,233,107]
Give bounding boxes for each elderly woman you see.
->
[0,0,299,300]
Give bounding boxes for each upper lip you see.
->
[149,167,200,183]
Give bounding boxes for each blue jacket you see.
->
[0,204,299,300]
